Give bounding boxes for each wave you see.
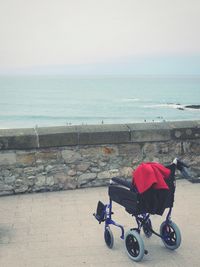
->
[121,98,140,102]
[143,103,183,108]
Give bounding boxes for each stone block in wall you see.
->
[0,182,13,191]
[0,169,10,177]
[77,124,130,145]
[142,143,158,157]
[37,126,78,147]
[128,122,171,142]
[24,167,37,176]
[0,152,16,166]
[101,146,119,157]
[96,171,109,180]
[97,169,120,180]
[54,172,67,184]
[78,173,97,187]
[14,185,29,194]
[184,155,200,167]
[90,167,101,172]
[16,152,36,166]
[166,141,183,155]
[118,143,141,156]
[0,128,37,150]
[182,140,200,154]
[53,172,77,189]
[77,162,90,172]
[120,167,133,178]
[35,175,46,188]
[27,176,36,186]
[35,150,60,162]
[63,177,77,189]
[61,150,82,163]
[79,146,119,165]
[0,181,13,195]
[79,147,102,159]
[4,175,16,184]
[142,141,183,160]
[67,169,76,176]
[191,141,200,154]
[45,165,54,173]
[46,176,55,186]
[182,142,191,154]
[44,164,69,175]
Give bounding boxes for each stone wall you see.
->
[0,120,199,196]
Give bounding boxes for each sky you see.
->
[0,0,200,75]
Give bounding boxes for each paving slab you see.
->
[0,180,199,267]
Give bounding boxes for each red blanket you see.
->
[132,162,171,193]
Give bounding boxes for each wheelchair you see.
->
[93,158,190,262]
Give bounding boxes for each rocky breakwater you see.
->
[0,121,199,196]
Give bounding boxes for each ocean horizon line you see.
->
[0,73,200,79]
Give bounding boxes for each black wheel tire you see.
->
[125,230,145,262]
[104,227,114,249]
[160,221,181,250]
[143,219,153,238]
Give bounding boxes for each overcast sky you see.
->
[0,0,200,74]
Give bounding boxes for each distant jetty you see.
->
[170,104,200,111]
[185,105,200,109]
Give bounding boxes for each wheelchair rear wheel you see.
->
[125,230,145,262]
[160,221,181,250]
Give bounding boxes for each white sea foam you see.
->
[143,103,185,109]
[143,103,200,111]
[121,98,140,102]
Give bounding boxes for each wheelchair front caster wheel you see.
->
[143,218,153,238]
[160,221,181,250]
[104,226,114,248]
[125,230,145,262]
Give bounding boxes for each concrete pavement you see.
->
[0,180,200,267]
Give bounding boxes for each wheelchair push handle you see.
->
[173,158,192,179]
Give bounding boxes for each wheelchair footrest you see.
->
[93,201,106,223]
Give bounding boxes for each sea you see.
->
[0,75,199,129]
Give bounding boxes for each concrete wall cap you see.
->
[0,120,199,150]
[0,128,36,137]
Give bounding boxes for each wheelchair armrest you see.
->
[111,177,133,189]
